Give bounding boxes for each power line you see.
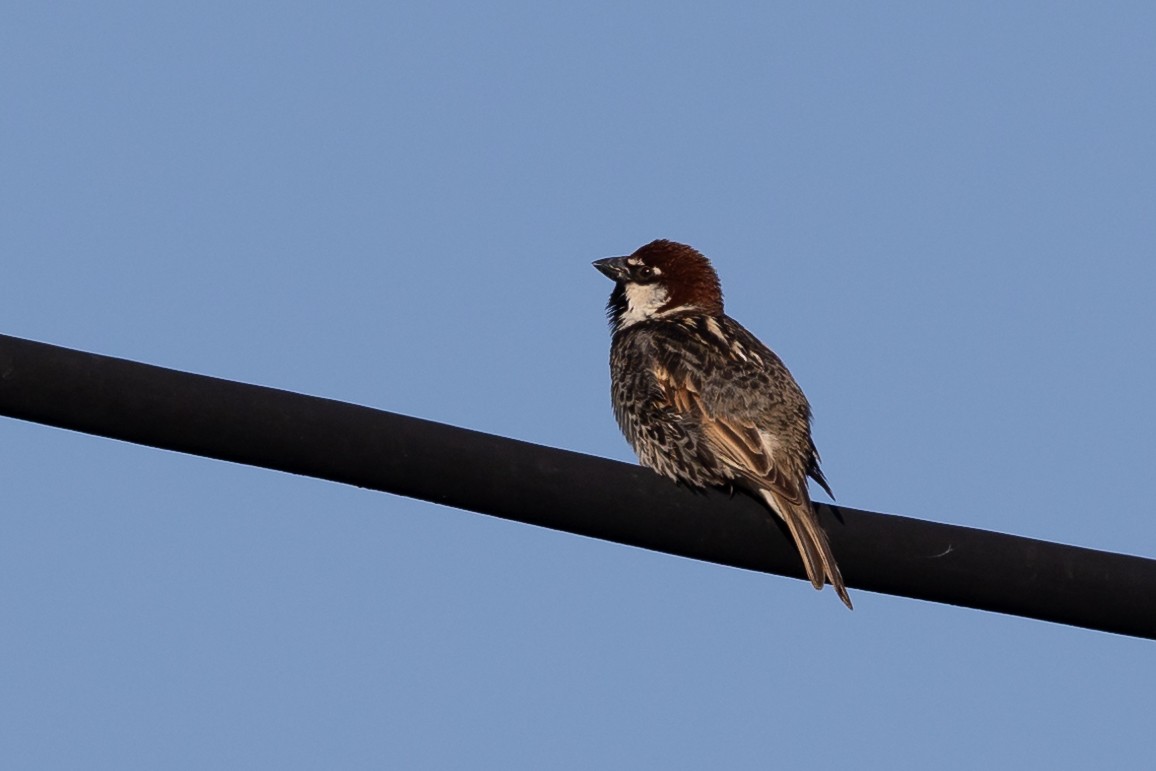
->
[1,332,1153,639]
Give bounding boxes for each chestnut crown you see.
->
[593,240,724,329]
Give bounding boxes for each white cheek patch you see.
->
[619,282,670,328]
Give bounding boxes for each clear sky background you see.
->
[3,3,1154,768]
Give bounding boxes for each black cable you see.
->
[1,333,1152,638]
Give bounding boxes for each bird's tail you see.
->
[758,489,853,610]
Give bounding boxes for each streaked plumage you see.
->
[594,239,851,608]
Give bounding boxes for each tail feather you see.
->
[759,489,853,610]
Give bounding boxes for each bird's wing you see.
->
[649,322,851,607]
[651,362,804,504]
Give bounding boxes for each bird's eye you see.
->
[636,265,654,279]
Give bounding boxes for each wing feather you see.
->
[644,320,851,608]
[651,362,800,501]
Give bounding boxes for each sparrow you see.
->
[594,239,852,608]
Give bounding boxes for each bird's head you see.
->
[593,240,724,331]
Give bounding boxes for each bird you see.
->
[593,239,852,609]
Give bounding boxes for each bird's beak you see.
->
[593,256,630,281]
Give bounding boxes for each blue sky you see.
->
[3,3,1155,768]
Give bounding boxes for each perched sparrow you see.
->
[594,239,851,608]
